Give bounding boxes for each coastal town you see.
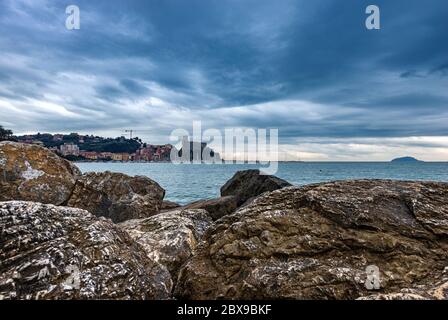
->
[1,129,218,162]
[58,142,174,162]
[13,132,175,162]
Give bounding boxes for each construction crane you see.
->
[123,129,156,141]
[124,130,134,139]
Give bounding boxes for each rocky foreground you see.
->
[1,141,448,300]
[175,180,448,299]
[0,201,171,300]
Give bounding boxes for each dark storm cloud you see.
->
[430,63,448,76]
[119,79,148,96]
[349,93,448,109]
[400,70,424,78]
[94,85,124,100]
[1,0,448,145]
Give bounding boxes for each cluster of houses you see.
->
[17,133,218,162]
[56,143,173,162]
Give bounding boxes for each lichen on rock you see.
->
[0,142,80,205]
[120,209,212,281]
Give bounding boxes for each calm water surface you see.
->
[75,162,448,204]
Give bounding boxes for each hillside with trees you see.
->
[14,132,142,154]
[0,126,14,141]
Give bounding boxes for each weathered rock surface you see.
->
[67,171,165,223]
[221,169,292,205]
[358,278,448,300]
[182,170,290,221]
[183,196,238,221]
[120,209,212,280]
[161,200,181,212]
[0,142,80,205]
[175,180,448,300]
[0,201,171,300]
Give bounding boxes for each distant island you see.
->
[391,156,424,163]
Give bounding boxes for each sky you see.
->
[0,0,448,161]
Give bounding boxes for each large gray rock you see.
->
[0,142,80,205]
[0,201,171,300]
[183,196,238,221]
[175,180,448,300]
[220,169,292,205]
[67,171,165,223]
[120,209,212,280]
[182,170,290,221]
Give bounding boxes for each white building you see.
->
[60,143,80,156]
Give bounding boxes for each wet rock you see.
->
[120,209,212,280]
[220,169,292,205]
[175,180,448,300]
[183,196,238,220]
[0,201,172,300]
[67,171,165,223]
[0,142,80,205]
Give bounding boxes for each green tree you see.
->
[0,125,13,141]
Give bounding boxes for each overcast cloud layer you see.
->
[1,0,448,160]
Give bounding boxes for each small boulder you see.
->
[184,196,238,220]
[67,171,165,223]
[220,169,292,205]
[0,142,80,205]
[0,201,171,300]
[120,209,212,280]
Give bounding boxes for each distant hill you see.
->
[391,156,424,163]
[15,133,142,154]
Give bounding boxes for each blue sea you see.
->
[75,162,448,205]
